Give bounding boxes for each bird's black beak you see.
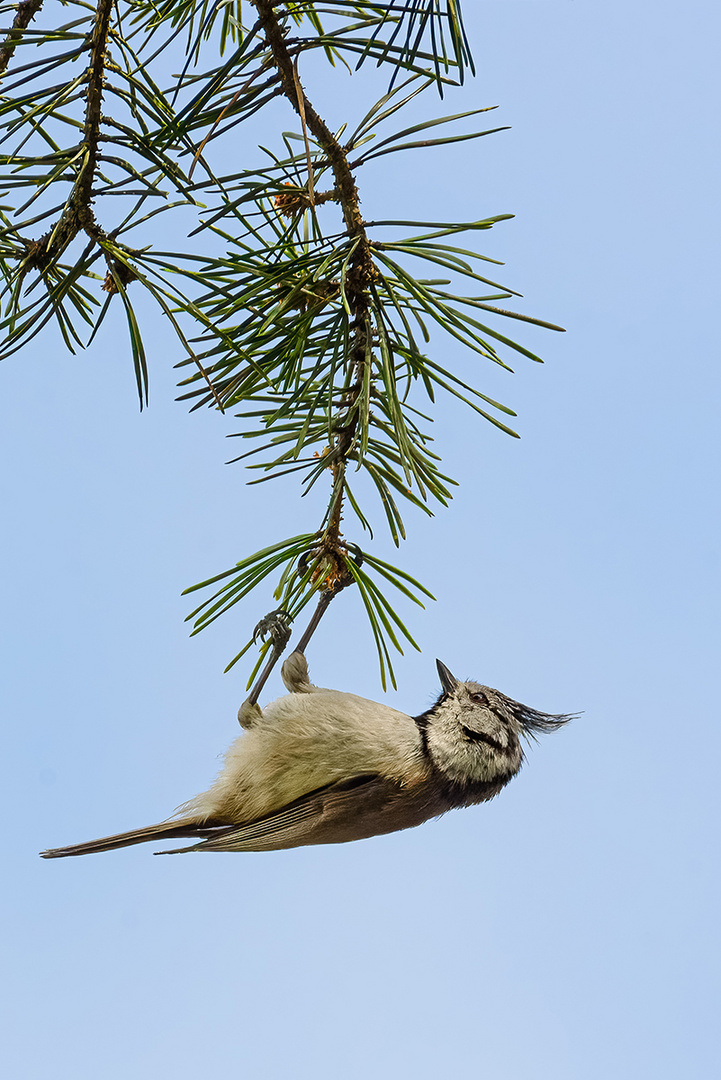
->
[436,660,458,695]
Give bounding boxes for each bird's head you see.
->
[419,660,574,788]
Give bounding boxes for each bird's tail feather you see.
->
[40,819,220,859]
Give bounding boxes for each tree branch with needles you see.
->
[1,2,565,690]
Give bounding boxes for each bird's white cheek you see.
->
[496,729,512,752]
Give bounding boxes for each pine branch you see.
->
[0,1,565,686]
[250,0,375,593]
[17,0,113,269]
[0,0,44,76]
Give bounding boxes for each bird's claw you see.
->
[347,543,364,568]
[252,608,292,649]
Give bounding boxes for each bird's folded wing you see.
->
[156,773,438,854]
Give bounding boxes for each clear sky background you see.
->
[2,2,719,1077]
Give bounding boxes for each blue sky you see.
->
[2,2,719,1077]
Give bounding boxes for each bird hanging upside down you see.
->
[41,655,573,858]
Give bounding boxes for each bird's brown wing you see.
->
[157,773,442,854]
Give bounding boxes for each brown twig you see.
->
[250,0,377,638]
[74,0,112,236]
[291,58,315,206]
[19,0,113,270]
[0,0,45,77]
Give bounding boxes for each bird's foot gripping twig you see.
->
[238,609,293,726]
[237,543,363,726]
[252,608,292,651]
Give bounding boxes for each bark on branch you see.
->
[252,0,377,581]
[19,0,113,269]
[0,0,45,77]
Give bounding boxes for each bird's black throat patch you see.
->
[460,724,508,754]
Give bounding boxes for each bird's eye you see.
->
[469,691,488,706]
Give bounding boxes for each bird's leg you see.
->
[281,650,311,692]
[238,609,292,726]
[294,589,334,655]
[248,608,292,702]
[238,543,362,723]
[239,591,337,723]
[279,547,363,694]
[279,590,335,692]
